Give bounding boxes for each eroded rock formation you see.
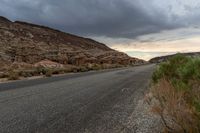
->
[0,16,145,70]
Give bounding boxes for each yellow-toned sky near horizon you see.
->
[93,27,200,61]
[111,37,200,60]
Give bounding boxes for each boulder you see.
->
[34,60,64,69]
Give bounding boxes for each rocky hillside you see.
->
[0,16,145,77]
[149,52,200,63]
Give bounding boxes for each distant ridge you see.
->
[149,52,200,63]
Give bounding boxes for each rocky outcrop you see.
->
[0,16,145,70]
[34,60,64,69]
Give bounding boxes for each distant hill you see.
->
[0,16,145,71]
[149,52,200,63]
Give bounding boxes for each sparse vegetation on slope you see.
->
[0,63,127,81]
[7,70,20,80]
[150,54,200,132]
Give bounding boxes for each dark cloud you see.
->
[0,0,193,38]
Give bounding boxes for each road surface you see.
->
[0,64,155,133]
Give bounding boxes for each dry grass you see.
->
[0,62,125,81]
[151,79,200,132]
[150,54,200,133]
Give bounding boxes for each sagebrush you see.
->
[151,54,200,133]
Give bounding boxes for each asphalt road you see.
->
[0,64,155,133]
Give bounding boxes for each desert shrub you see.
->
[151,54,200,132]
[63,67,75,73]
[70,67,78,73]
[152,54,190,84]
[79,67,88,72]
[7,70,20,80]
[35,67,49,75]
[44,69,53,77]
[73,66,88,72]
[18,70,35,77]
[51,69,64,75]
[33,67,53,77]
[91,64,102,70]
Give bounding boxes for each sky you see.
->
[0,0,200,60]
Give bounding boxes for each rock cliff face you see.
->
[0,16,145,70]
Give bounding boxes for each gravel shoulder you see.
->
[126,95,162,133]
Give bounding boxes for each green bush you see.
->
[152,54,200,88]
[151,54,200,132]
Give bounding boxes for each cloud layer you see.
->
[1,0,200,60]
[1,0,196,38]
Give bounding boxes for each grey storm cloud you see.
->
[0,0,199,38]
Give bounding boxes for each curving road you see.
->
[0,64,155,133]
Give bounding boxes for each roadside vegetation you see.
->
[150,54,200,132]
[0,63,125,81]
